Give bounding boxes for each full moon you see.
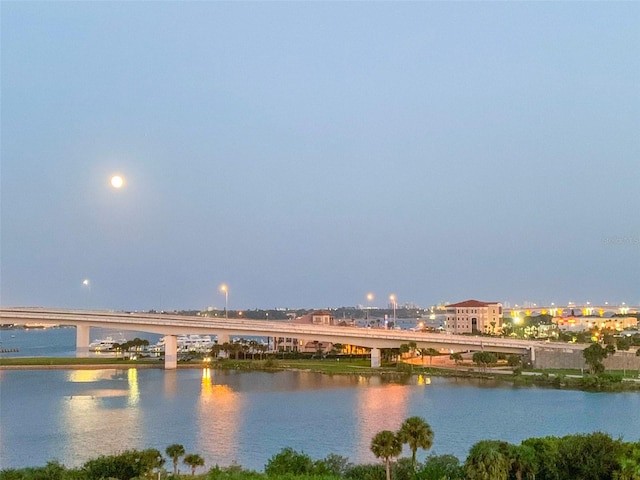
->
[110,175,124,189]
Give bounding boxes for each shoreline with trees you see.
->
[2,353,639,392]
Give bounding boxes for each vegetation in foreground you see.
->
[3,416,640,480]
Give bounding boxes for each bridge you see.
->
[0,307,580,370]
[503,304,637,319]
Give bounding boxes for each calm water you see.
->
[0,327,161,358]
[1,328,640,472]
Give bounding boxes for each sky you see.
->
[1,1,639,312]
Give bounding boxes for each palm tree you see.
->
[165,444,185,475]
[140,449,165,477]
[210,342,222,359]
[249,340,259,359]
[183,453,205,475]
[397,416,434,470]
[221,342,233,359]
[465,440,510,480]
[370,430,402,480]
[239,339,250,359]
[450,352,463,369]
[423,348,439,367]
[508,444,537,480]
[408,341,417,360]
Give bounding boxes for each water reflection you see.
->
[67,369,120,382]
[354,378,410,464]
[164,369,178,396]
[60,368,142,464]
[5,369,640,472]
[197,368,244,465]
[128,368,140,406]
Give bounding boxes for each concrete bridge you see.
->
[505,303,637,319]
[1,307,577,369]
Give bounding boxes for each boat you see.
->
[89,336,127,352]
[150,334,215,353]
[178,334,215,352]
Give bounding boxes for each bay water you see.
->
[1,327,639,472]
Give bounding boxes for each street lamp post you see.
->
[389,294,396,329]
[220,284,228,320]
[366,293,374,321]
[82,279,91,309]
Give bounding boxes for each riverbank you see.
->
[2,356,639,391]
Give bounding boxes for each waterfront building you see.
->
[300,340,335,354]
[268,310,336,352]
[554,316,638,331]
[293,310,335,326]
[444,299,503,334]
[269,336,301,352]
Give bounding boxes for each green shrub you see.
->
[417,454,465,480]
[207,465,264,480]
[264,448,314,476]
[0,462,77,480]
[344,464,386,480]
[396,362,414,374]
[314,454,351,477]
[83,449,161,480]
[263,358,279,369]
[599,373,623,383]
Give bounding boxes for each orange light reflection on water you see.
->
[354,378,410,464]
[197,368,244,466]
[61,368,142,465]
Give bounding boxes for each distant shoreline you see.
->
[2,358,639,392]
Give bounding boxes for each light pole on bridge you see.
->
[366,293,374,321]
[389,294,397,329]
[220,284,228,320]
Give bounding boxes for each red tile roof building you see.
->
[444,300,503,334]
[292,310,335,326]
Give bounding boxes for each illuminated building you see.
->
[444,299,503,334]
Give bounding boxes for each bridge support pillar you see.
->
[76,325,90,357]
[370,348,381,368]
[164,335,177,370]
[529,346,536,368]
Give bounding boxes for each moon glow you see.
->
[110,175,124,189]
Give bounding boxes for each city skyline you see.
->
[2,2,639,311]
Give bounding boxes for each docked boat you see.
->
[179,334,215,352]
[89,336,126,352]
[150,334,215,353]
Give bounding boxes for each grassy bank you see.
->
[0,357,160,367]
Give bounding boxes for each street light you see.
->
[389,294,397,328]
[220,284,228,320]
[82,279,91,309]
[366,293,374,321]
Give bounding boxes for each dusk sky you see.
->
[2,2,639,312]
